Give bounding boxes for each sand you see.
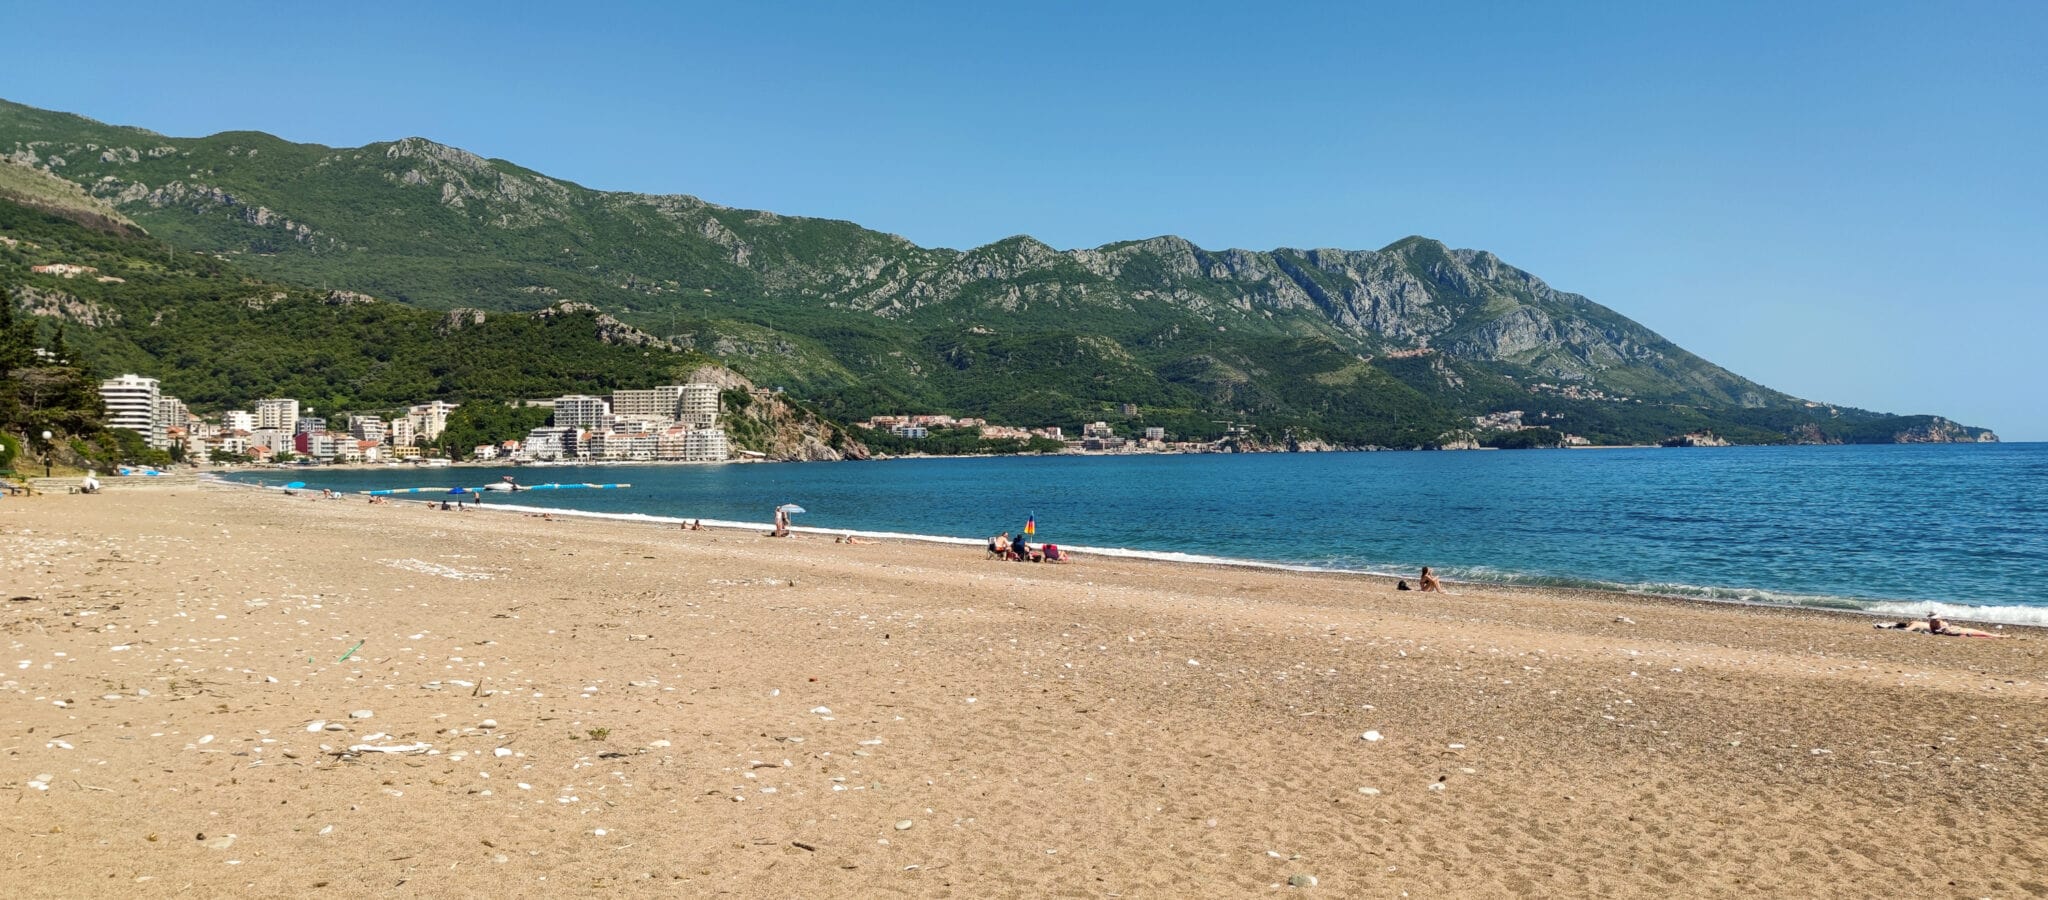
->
[2,482,2045,898]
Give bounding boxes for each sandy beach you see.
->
[3,482,2044,898]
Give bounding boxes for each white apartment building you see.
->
[222,410,256,432]
[302,432,341,461]
[680,383,720,428]
[100,374,163,446]
[254,398,300,431]
[294,416,327,435]
[593,432,659,461]
[407,400,458,443]
[349,415,386,443]
[612,385,685,422]
[684,427,729,462]
[520,426,580,461]
[247,428,292,456]
[156,396,190,432]
[553,395,610,431]
[388,416,417,448]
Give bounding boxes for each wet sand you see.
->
[3,483,2045,897]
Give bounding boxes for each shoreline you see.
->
[203,472,2046,628]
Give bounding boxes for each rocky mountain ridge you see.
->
[0,98,1996,446]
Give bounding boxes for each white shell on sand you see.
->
[1361,730,1383,742]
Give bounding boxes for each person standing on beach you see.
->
[770,506,790,537]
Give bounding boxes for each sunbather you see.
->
[1418,566,1442,592]
[1876,615,2007,638]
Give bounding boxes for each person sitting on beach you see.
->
[769,506,791,537]
[1041,543,1070,563]
[1418,566,1442,592]
[1011,536,1042,562]
[688,519,705,531]
[989,532,1011,559]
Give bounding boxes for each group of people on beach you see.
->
[986,531,1069,563]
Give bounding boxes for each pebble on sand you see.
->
[894,820,914,831]
[1360,730,1383,742]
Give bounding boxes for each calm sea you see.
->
[223,443,2048,624]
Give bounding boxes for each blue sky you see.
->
[7,1,2044,438]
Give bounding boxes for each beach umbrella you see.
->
[778,504,807,514]
[285,481,306,489]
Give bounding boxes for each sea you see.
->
[222,443,2048,625]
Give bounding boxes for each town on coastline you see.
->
[93,369,1692,469]
[95,373,735,466]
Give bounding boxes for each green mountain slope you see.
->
[0,197,717,415]
[0,98,1997,445]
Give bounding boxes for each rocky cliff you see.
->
[687,365,869,462]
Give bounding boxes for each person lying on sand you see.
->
[1875,615,2007,638]
[837,534,876,545]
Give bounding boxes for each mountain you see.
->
[0,98,1997,446]
[0,192,862,460]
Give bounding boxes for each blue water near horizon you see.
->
[221,443,2048,624]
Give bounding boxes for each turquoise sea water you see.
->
[223,443,2048,624]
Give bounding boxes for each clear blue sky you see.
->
[8,1,2044,438]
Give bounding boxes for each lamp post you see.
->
[40,430,53,478]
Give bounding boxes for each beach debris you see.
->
[338,640,365,662]
[894,820,914,831]
[811,706,832,715]
[1288,874,1318,888]
[1614,616,1635,625]
[1360,730,1383,742]
[28,774,52,791]
[349,742,431,754]
[1428,782,1446,792]
[349,709,374,719]
[1357,787,1381,796]
[494,748,513,758]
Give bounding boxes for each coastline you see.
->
[207,467,2048,628]
[5,484,2045,896]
